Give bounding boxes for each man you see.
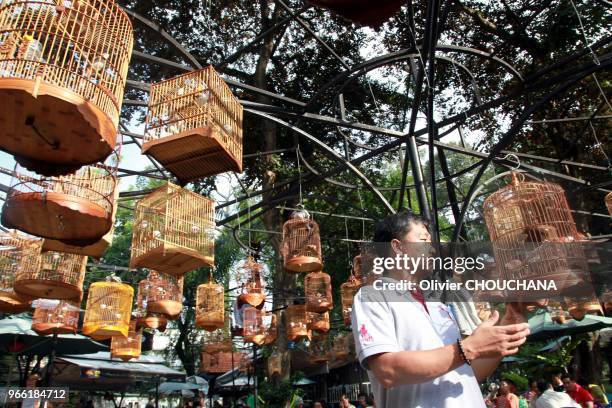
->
[356,393,372,408]
[351,211,532,408]
[496,380,519,408]
[551,374,565,392]
[313,401,327,408]
[340,393,356,408]
[535,381,580,408]
[561,375,594,408]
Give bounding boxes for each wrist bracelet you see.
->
[456,338,472,366]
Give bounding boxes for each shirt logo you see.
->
[359,324,373,343]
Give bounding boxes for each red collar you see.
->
[411,289,429,314]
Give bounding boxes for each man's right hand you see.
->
[462,310,530,360]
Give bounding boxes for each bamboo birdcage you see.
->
[142,66,243,185]
[14,251,87,299]
[307,311,330,333]
[309,0,404,27]
[138,313,168,332]
[0,0,133,176]
[200,340,247,374]
[332,333,350,360]
[82,279,133,339]
[243,307,277,346]
[195,279,224,331]
[548,301,570,324]
[282,210,323,273]
[237,257,266,308]
[130,182,215,276]
[565,296,603,321]
[2,161,118,244]
[285,304,311,342]
[483,173,588,296]
[135,277,168,330]
[341,274,361,326]
[305,271,333,313]
[111,320,142,361]
[309,333,331,364]
[606,192,612,216]
[145,271,184,318]
[0,231,39,312]
[31,299,80,335]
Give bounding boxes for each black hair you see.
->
[537,381,551,394]
[373,210,429,243]
[561,374,574,381]
[314,401,327,408]
[358,393,367,398]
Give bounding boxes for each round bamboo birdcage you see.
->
[0,231,40,312]
[243,308,277,346]
[285,304,311,342]
[309,0,404,27]
[282,209,322,273]
[267,350,284,377]
[0,0,133,176]
[111,321,142,361]
[606,192,612,216]
[82,279,133,339]
[145,271,183,318]
[130,182,215,277]
[31,299,80,335]
[341,274,361,326]
[195,279,224,331]
[237,257,266,308]
[137,313,168,332]
[332,334,350,360]
[2,161,118,244]
[483,173,588,297]
[309,333,331,364]
[143,66,243,185]
[305,271,333,313]
[14,251,87,300]
[565,297,603,321]
[307,311,330,333]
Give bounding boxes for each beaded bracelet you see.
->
[456,338,472,366]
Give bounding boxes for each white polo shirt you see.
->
[351,278,485,408]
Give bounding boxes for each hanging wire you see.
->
[357,188,366,241]
[567,0,600,65]
[295,146,304,205]
[344,218,352,273]
[588,121,611,168]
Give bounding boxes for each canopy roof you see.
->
[528,310,612,341]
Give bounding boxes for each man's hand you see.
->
[501,300,548,325]
[462,310,530,360]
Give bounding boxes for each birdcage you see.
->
[0,0,133,176]
[237,257,266,308]
[548,301,570,324]
[309,333,331,364]
[200,342,247,374]
[2,161,118,244]
[307,311,330,333]
[145,271,184,318]
[285,304,311,342]
[341,274,361,326]
[31,299,80,335]
[309,0,403,27]
[332,334,351,360]
[267,350,285,377]
[243,308,277,346]
[483,173,588,297]
[0,231,40,311]
[111,321,142,361]
[565,297,603,321]
[305,271,333,313]
[130,182,215,276]
[475,302,492,322]
[82,279,133,339]
[606,192,612,216]
[282,209,322,273]
[142,66,243,185]
[352,255,362,278]
[195,280,224,331]
[137,313,168,332]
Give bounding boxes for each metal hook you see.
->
[502,153,521,170]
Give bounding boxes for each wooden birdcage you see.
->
[145,271,184,318]
[307,311,330,333]
[548,301,570,324]
[352,255,362,279]
[31,299,80,335]
[0,231,40,312]
[237,257,266,308]
[14,251,86,299]
[130,182,215,276]
[82,279,133,339]
[309,0,403,27]
[142,66,243,185]
[285,304,311,342]
[243,308,277,346]
[111,320,142,361]
[282,209,322,273]
[483,173,588,296]
[309,333,331,364]
[341,274,361,326]
[267,350,285,377]
[0,0,133,176]
[305,271,333,313]
[565,297,603,321]
[606,192,612,216]
[137,313,168,332]
[200,341,247,374]
[195,279,224,331]
[2,161,118,245]
[332,334,351,360]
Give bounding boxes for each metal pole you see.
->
[155,376,159,408]
[45,333,58,386]
[253,345,258,408]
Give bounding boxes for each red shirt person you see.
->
[562,375,594,408]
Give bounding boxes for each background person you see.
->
[339,393,355,408]
[535,381,580,408]
[496,380,519,408]
[562,375,595,408]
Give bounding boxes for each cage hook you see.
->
[502,153,521,170]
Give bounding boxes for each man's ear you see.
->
[390,238,403,255]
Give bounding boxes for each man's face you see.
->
[562,379,576,392]
[358,396,367,405]
[499,381,510,394]
[391,222,433,277]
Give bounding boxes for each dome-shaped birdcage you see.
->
[332,333,351,360]
[31,299,80,335]
[2,160,118,245]
[0,231,40,312]
[309,0,403,28]
[341,274,361,326]
[243,307,277,346]
[282,209,322,273]
[565,296,603,321]
[285,304,311,342]
[195,279,224,331]
[483,173,589,297]
[14,250,87,300]
[130,182,215,277]
[144,271,183,318]
[0,0,133,176]
[111,320,142,361]
[606,192,612,216]
[143,66,243,185]
[309,333,331,364]
[307,311,330,333]
[237,257,266,308]
[305,271,332,313]
[82,279,133,339]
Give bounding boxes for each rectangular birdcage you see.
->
[143,66,243,185]
[200,344,248,374]
[130,182,215,276]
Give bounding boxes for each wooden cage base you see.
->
[244,334,266,346]
[285,256,323,273]
[13,279,82,300]
[130,245,214,277]
[238,293,266,308]
[112,352,141,362]
[137,315,168,331]
[306,301,333,313]
[2,192,112,244]
[0,79,117,176]
[195,317,224,332]
[309,322,330,333]
[147,300,183,317]
[82,324,129,340]
[142,127,242,185]
[0,292,32,313]
[32,323,77,336]
[42,235,112,258]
